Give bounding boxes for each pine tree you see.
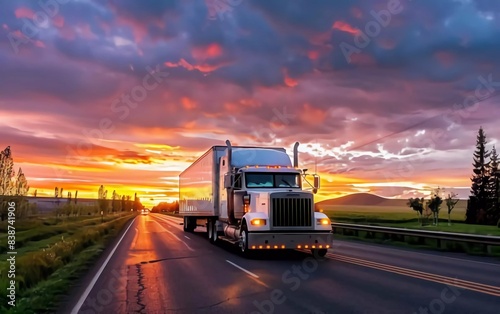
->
[488,146,500,223]
[467,127,490,223]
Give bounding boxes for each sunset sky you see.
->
[1,0,500,207]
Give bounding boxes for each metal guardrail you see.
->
[331,222,500,246]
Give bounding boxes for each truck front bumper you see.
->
[247,232,333,250]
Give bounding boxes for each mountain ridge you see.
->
[315,193,409,207]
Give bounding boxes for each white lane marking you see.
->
[132,228,139,247]
[71,217,137,314]
[153,214,184,230]
[226,260,259,278]
[154,220,195,252]
[338,240,500,267]
[184,236,191,240]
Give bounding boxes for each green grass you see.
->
[324,204,500,256]
[0,213,130,253]
[9,243,108,314]
[0,212,136,313]
[333,231,500,258]
[320,204,500,235]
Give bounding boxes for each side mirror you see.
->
[313,175,320,190]
[224,174,233,189]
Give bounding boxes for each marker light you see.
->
[251,218,266,226]
[316,218,330,225]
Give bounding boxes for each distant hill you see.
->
[315,193,409,208]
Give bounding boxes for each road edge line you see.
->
[70,216,137,314]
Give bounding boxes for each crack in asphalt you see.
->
[144,255,199,264]
[135,263,146,313]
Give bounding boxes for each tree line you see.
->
[406,127,500,228]
[1,145,144,219]
[465,127,500,226]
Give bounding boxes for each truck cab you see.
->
[218,144,333,257]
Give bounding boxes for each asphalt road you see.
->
[61,213,500,314]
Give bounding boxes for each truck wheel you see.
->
[311,249,327,258]
[240,224,249,254]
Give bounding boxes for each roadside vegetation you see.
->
[0,146,140,313]
[0,211,136,313]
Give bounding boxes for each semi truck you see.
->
[178,140,333,257]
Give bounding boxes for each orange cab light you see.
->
[297,245,302,249]
[251,245,256,249]
[274,245,278,249]
[281,245,285,249]
[326,245,330,248]
[304,245,308,248]
[259,245,263,249]
[312,245,316,249]
[319,245,323,248]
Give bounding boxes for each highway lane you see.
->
[64,213,500,314]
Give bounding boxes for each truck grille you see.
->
[271,198,312,227]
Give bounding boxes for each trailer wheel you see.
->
[207,219,213,240]
[184,216,195,232]
[208,219,218,244]
[211,220,219,244]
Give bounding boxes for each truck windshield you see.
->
[245,173,301,188]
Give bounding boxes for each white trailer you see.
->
[179,140,333,257]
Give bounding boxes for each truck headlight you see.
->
[250,218,266,226]
[316,218,330,226]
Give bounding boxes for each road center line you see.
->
[226,260,259,278]
[71,216,137,314]
[327,253,500,297]
[339,241,500,267]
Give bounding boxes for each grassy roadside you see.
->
[324,209,500,236]
[332,231,500,258]
[0,213,136,313]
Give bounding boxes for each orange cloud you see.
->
[308,50,319,60]
[14,7,34,19]
[299,103,327,124]
[332,21,360,35]
[283,68,298,87]
[192,43,223,61]
[164,58,228,73]
[181,97,197,110]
